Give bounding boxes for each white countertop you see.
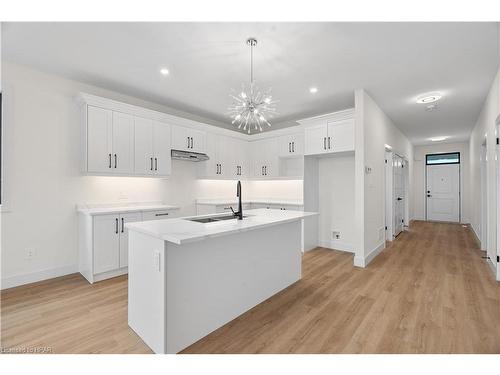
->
[125,208,317,245]
[77,202,180,215]
[196,198,304,206]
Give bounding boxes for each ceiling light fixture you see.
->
[416,92,442,104]
[228,38,277,134]
[309,87,318,94]
[430,136,448,142]
[160,68,169,76]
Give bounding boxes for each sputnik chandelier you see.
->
[228,38,277,134]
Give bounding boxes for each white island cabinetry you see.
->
[126,208,317,354]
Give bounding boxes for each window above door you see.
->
[426,152,460,165]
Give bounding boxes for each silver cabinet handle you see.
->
[121,218,124,233]
[115,218,119,234]
[150,157,153,171]
[114,154,117,168]
[155,158,158,171]
[109,153,112,168]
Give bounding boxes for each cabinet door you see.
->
[112,112,135,174]
[264,138,279,178]
[327,119,354,153]
[119,212,142,268]
[87,106,113,173]
[198,133,218,178]
[189,129,206,154]
[171,125,190,151]
[93,214,120,274]
[304,124,328,155]
[289,133,304,155]
[153,121,172,176]
[134,117,154,175]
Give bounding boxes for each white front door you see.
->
[393,155,405,236]
[426,164,460,222]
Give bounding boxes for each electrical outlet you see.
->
[332,231,341,240]
[25,248,36,260]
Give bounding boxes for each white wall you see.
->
[354,89,414,267]
[469,66,499,277]
[413,142,470,223]
[318,155,355,251]
[0,63,301,286]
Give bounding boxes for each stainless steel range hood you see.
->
[171,149,209,162]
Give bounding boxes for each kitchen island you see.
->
[125,208,317,354]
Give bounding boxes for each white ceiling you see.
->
[2,22,498,144]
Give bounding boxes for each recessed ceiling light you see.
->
[309,87,318,94]
[160,68,169,76]
[416,92,442,104]
[430,136,448,142]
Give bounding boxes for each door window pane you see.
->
[426,152,460,165]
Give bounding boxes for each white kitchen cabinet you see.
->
[171,125,206,153]
[304,123,329,155]
[227,138,248,178]
[134,117,172,176]
[93,214,121,274]
[119,212,143,268]
[328,119,355,152]
[279,133,304,157]
[112,112,135,174]
[79,206,180,283]
[87,106,113,173]
[251,138,279,178]
[85,106,134,174]
[304,118,354,155]
[198,135,247,179]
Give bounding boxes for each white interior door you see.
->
[393,155,405,236]
[426,164,460,222]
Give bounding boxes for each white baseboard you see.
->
[318,239,354,253]
[353,241,385,268]
[1,265,78,290]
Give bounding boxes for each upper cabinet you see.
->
[198,134,248,179]
[250,137,279,179]
[171,125,206,154]
[86,106,134,174]
[300,109,355,156]
[134,117,172,176]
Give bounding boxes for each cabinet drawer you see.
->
[142,210,176,221]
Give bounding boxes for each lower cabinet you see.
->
[79,208,178,283]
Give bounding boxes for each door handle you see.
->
[150,157,153,171]
[265,166,267,176]
[115,218,119,234]
[324,137,326,150]
[190,137,194,149]
[155,158,158,171]
[328,137,331,149]
[397,197,403,201]
[187,137,190,149]
[114,154,117,168]
[427,194,432,198]
[289,142,291,153]
[292,142,295,152]
[108,153,112,168]
[121,218,124,233]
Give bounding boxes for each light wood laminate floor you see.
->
[1,221,499,353]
